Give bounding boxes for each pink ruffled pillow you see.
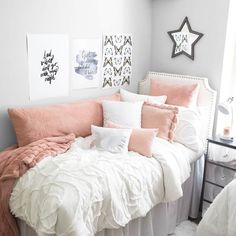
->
[8,94,120,147]
[107,121,158,157]
[150,79,199,107]
[141,103,178,142]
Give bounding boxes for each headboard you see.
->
[138,72,217,151]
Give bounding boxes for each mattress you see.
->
[10,136,203,236]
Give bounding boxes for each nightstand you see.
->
[201,137,236,216]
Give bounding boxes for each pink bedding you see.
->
[0,134,75,236]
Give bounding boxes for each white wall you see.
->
[220,0,236,99]
[0,0,152,150]
[151,0,230,93]
[216,0,236,134]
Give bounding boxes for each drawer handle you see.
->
[221,176,226,180]
[223,154,229,158]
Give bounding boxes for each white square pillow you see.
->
[102,100,143,128]
[174,107,204,152]
[91,125,132,153]
[120,88,167,104]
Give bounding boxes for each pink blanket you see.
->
[0,134,75,236]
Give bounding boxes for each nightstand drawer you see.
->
[205,162,235,187]
[208,143,236,162]
[202,201,211,217]
[203,182,222,202]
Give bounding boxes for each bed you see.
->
[5,72,216,236]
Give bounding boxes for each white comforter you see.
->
[197,179,236,236]
[10,137,192,236]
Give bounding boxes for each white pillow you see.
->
[174,107,204,152]
[102,100,143,128]
[120,89,167,104]
[91,125,132,153]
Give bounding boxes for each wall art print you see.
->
[27,34,69,100]
[102,34,132,88]
[71,39,101,89]
[168,17,203,60]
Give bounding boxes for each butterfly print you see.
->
[104,36,113,46]
[114,45,124,55]
[113,67,122,76]
[122,76,130,85]
[114,35,123,44]
[113,78,122,87]
[104,67,113,76]
[102,34,132,88]
[103,77,112,87]
[123,57,131,66]
[103,57,113,67]
[124,36,132,46]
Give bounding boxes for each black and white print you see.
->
[102,34,132,88]
[168,17,203,60]
[40,50,59,84]
[27,34,69,100]
[72,39,101,89]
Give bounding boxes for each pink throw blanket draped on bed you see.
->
[0,133,75,236]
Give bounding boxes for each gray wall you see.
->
[151,0,230,92]
[0,0,152,150]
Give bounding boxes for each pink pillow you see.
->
[107,121,158,157]
[150,79,199,107]
[141,103,178,142]
[8,94,120,147]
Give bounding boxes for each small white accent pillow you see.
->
[102,100,143,128]
[91,125,132,153]
[174,107,204,152]
[120,89,167,104]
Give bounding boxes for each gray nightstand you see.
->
[201,137,236,216]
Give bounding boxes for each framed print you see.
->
[102,34,132,88]
[27,34,69,100]
[71,38,101,89]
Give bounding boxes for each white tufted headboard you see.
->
[138,72,217,151]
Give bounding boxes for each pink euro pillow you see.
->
[8,94,120,147]
[141,103,178,142]
[106,121,158,157]
[150,79,199,107]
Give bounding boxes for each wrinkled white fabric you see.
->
[197,179,236,236]
[10,137,192,236]
[174,107,204,153]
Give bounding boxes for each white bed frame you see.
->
[17,72,217,236]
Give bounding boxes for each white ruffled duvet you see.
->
[10,137,192,236]
[197,179,236,236]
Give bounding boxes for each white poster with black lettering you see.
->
[27,34,69,100]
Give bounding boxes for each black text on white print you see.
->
[40,49,59,84]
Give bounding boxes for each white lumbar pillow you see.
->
[120,88,167,104]
[174,107,204,152]
[102,100,143,128]
[91,125,132,153]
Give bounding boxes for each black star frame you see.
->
[168,17,203,60]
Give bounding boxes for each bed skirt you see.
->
[17,156,204,236]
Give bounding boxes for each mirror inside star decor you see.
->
[168,17,203,60]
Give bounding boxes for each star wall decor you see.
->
[168,17,203,60]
